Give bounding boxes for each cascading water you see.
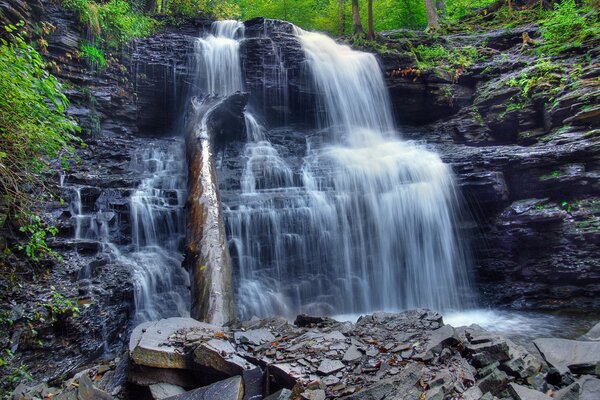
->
[195,20,245,96]
[221,25,475,319]
[65,139,190,324]
[128,141,190,322]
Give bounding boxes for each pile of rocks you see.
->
[123,310,599,400]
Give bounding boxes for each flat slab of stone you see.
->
[193,338,255,375]
[130,318,219,369]
[234,328,275,346]
[533,338,600,374]
[317,359,345,375]
[508,383,552,400]
[554,376,600,400]
[580,322,600,341]
[150,383,187,399]
[164,376,243,400]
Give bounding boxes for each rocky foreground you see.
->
[12,310,600,399]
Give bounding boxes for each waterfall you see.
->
[65,139,190,325]
[128,142,190,322]
[195,20,245,96]
[220,24,474,319]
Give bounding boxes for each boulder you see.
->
[192,339,255,375]
[508,383,551,400]
[580,322,600,341]
[426,324,459,353]
[129,318,219,369]
[533,339,600,375]
[234,329,276,346]
[554,375,600,400]
[164,376,244,400]
[264,389,293,400]
[150,383,187,399]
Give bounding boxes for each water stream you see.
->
[65,139,190,325]
[210,22,475,320]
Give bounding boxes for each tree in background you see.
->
[338,0,345,36]
[352,0,365,35]
[367,0,375,39]
[425,0,441,30]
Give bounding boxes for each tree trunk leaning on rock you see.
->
[425,0,441,31]
[367,0,375,40]
[352,0,364,35]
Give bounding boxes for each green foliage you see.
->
[98,0,157,49]
[17,214,60,261]
[539,0,599,55]
[237,0,427,35]
[0,26,80,219]
[445,0,497,22]
[507,59,566,98]
[0,349,32,398]
[168,0,240,19]
[62,0,156,51]
[413,44,478,71]
[80,42,106,69]
[46,286,80,321]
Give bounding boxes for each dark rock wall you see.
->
[380,25,600,312]
[241,18,317,127]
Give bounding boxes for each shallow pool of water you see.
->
[334,309,598,344]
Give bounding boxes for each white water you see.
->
[128,143,190,322]
[66,139,190,324]
[195,20,245,96]
[219,26,474,319]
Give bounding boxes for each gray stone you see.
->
[164,376,243,400]
[77,374,114,400]
[268,363,303,387]
[342,345,362,362]
[533,339,600,375]
[242,367,264,400]
[466,340,510,367]
[425,386,444,400]
[234,329,275,346]
[193,338,255,375]
[462,386,484,400]
[501,342,543,379]
[264,389,292,400]
[508,383,551,400]
[554,376,600,400]
[149,383,186,400]
[580,322,600,341]
[426,325,459,353]
[129,318,218,369]
[317,359,345,375]
[301,389,326,400]
[477,368,509,395]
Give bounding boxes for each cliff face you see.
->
[1,1,599,395]
[376,24,600,312]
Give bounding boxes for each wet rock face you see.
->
[241,18,316,127]
[126,310,584,399]
[381,23,600,312]
[130,33,199,135]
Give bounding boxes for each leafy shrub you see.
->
[62,0,156,51]
[17,214,60,261]
[413,44,478,70]
[80,42,106,69]
[98,0,156,50]
[446,0,498,22]
[540,0,599,54]
[0,26,80,220]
